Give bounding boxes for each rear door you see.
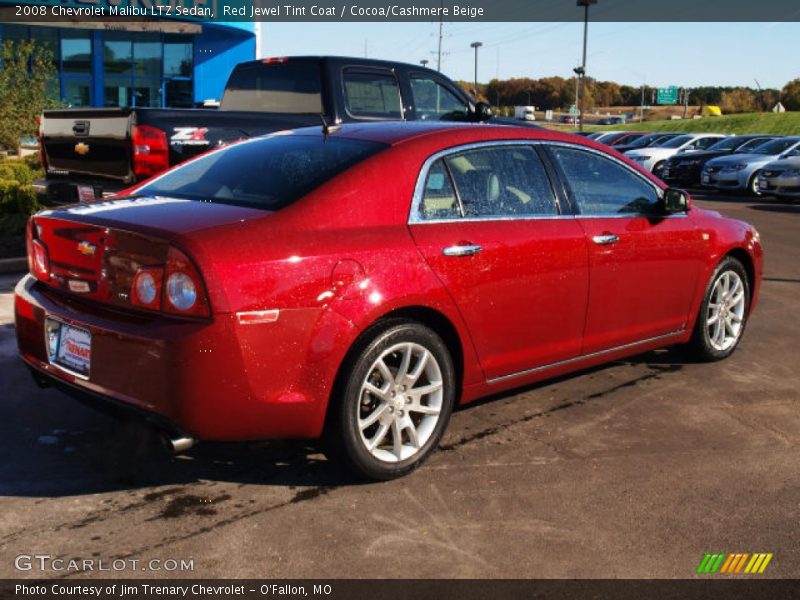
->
[544,143,705,354]
[409,143,589,380]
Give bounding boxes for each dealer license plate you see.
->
[702,174,711,184]
[77,185,97,202]
[759,180,769,190]
[45,318,91,377]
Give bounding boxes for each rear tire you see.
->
[327,320,456,480]
[688,257,750,361]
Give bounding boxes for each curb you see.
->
[0,257,27,274]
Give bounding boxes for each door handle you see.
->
[591,233,620,246]
[442,244,482,257]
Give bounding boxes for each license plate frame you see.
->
[45,317,92,378]
[702,174,711,184]
[759,180,769,190]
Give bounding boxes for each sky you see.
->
[257,21,798,90]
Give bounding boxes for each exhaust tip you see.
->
[166,436,196,454]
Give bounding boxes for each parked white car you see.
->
[625,133,726,173]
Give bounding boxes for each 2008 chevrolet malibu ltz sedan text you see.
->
[15,122,763,480]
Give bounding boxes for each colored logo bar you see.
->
[697,553,773,574]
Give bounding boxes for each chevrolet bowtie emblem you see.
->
[74,142,90,155]
[77,241,96,256]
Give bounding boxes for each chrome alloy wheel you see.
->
[706,270,746,352]
[356,342,443,463]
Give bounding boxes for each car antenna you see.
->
[320,114,340,139]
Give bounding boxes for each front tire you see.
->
[747,173,762,197]
[329,321,456,480]
[688,257,750,361]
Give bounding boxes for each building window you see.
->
[1,26,194,108]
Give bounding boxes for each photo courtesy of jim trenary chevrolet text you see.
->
[0,0,799,598]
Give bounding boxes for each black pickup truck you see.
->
[36,56,502,202]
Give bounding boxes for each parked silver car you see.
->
[702,137,800,195]
[757,155,800,200]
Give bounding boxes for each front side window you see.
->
[343,69,402,119]
[441,146,558,217]
[410,76,468,121]
[549,146,660,216]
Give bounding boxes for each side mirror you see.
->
[663,188,690,213]
[472,102,493,122]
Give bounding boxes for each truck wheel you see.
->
[329,321,455,480]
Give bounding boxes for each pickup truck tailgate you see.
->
[41,108,133,182]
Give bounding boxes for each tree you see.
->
[0,39,59,154]
[719,88,759,114]
[781,78,800,111]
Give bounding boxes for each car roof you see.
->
[288,121,591,148]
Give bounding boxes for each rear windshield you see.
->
[136,134,388,211]
[220,61,323,113]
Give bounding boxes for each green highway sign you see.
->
[657,86,679,105]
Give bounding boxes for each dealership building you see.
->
[0,2,257,108]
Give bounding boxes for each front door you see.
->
[409,143,589,380]
[544,144,705,354]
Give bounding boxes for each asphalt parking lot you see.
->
[0,192,798,580]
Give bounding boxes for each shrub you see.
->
[0,40,59,154]
[0,178,39,217]
[0,161,39,185]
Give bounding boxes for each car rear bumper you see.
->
[701,170,746,189]
[661,164,702,186]
[14,275,352,441]
[758,175,800,197]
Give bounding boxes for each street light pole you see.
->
[576,0,597,132]
[470,41,483,96]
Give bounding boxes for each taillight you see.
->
[132,125,169,180]
[164,246,209,317]
[31,239,50,281]
[130,267,163,310]
[129,247,209,317]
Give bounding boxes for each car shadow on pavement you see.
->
[747,203,800,214]
[0,346,697,499]
[0,411,366,498]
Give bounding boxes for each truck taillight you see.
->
[132,125,169,180]
[37,117,47,170]
[163,246,210,317]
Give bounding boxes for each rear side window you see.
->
[343,69,402,119]
[420,160,460,219]
[220,62,323,113]
[137,135,387,211]
[549,146,660,216]
[444,146,558,217]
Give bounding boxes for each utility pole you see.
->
[437,1,444,71]
[470,41,482,95]
[640,84,645,122]
[576,0,597,131]
[683,87,690,118]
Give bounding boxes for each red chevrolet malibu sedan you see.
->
[15,122,763,479]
